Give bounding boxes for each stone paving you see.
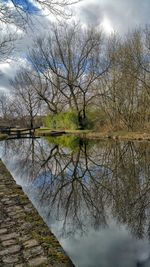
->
[0,160,75,267]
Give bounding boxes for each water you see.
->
[0,136,150,267]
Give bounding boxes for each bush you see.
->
[44,111,79,130]
[43,109,109,130]
[86,109,108,130]
[44,110,95,130]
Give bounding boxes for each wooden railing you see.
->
[0,126,40,138]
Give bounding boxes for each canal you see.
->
[0,136,150,267]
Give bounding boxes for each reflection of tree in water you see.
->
[39,140,109,235]
[3,138,150,239]
[109,142,150,239]
[3,138,43,181]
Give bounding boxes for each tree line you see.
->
[0,21,150,130]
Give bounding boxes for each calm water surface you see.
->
[0,137,150,267]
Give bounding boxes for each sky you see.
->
[0,0,150,92]
[75,0,150,34]
[2,0,39,13]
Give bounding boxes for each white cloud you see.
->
[73,0,150,34]
[0,58,28,91]
[101,16,114,35]
[0,0,150,92]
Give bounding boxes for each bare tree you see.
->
[0,27,17,62]
[14,68,66,114]
[97,28,150,131]
[0,91,11,120]
[11,73,41,128]
[0,0,80,28]
[29,23,110,128]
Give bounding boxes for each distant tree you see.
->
[98,27,150,131]
[0,92,10,120]
[11,73,41,128]
[13,68,66,115]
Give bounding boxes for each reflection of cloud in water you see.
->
[62,226,150,267]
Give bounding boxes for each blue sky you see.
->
[3,0,39,13]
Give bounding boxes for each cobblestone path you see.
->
[0,160,74,267]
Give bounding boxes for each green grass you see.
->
[0,134,8,141]
[35,128,150,141]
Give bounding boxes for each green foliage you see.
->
[46,135,81,151]
[45,134,96,151]
[44,111,79,130]
[44,109,109,131]
[44,111,96,130]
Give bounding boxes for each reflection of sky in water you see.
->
[0,139,150,267]
[62,228,150,267]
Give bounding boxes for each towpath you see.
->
[0,160,74,267]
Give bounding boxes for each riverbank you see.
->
[68,131,150,141]
[1,128,149,142]
[0,159,74,267]
[36,128,150,141]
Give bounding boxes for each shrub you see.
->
[44,111,79,129]
[44,111,88,130]
[43,109,108,130]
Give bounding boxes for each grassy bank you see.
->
[36,128,150,141]
[80,131,150,141]
[66,130,150,141]
[40,110,150,141]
